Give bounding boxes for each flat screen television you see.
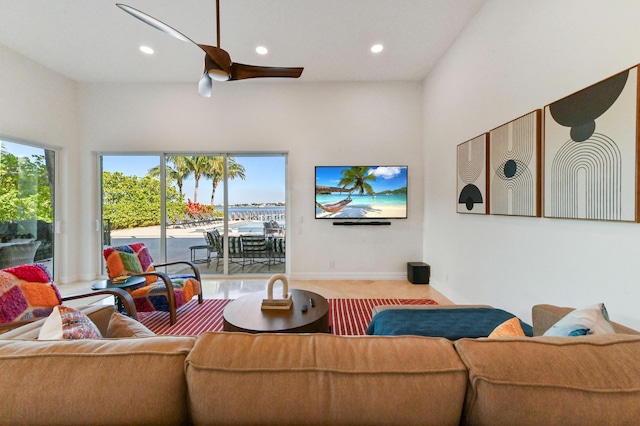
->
[315,166,408,219]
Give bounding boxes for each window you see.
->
[0,139,55,273]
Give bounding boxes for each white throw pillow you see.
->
[38,305,102,340]
[543,303,616,336]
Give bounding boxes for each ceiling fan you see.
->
[116,1,304,97]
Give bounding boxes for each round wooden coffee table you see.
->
[223,289,330,333]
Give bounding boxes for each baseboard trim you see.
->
[289,272,406,281]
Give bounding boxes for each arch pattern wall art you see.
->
[543,66,640,222]
[457,134,489,214]
[489,110,541,217]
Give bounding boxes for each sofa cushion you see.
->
[186,332,468,426]
[37,305,102,340]
[543,303,615,336]
[106,312,155,338]
[455,334,640,425]
[0,336,195,425]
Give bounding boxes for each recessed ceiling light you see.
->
[256,46,268,55]
[139,45,154,55]
[371,44,384,53]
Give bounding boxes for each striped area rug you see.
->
[139,298,438,336]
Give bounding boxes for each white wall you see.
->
[0,45,80,283]
[423,0,640,329]
[76,81,424,281]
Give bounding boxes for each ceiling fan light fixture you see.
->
[208,68,230,82]
[139,45,154,55]
[256,46,268,55]
[371,44,384,53]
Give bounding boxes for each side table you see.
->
[91,276,146,314]
[189,244,212,266]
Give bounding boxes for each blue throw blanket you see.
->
[365,308,533,339]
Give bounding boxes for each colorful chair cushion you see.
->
[103,243,156,285]
[103,244,200,314]
[0,263,62,324]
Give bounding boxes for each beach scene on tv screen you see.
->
[315,166,407,219]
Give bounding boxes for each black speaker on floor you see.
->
[407,262,430,284]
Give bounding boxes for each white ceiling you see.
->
[0,0,485,85]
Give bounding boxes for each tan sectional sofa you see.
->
[0,304,639,425]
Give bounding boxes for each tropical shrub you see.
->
[102,172,184,229]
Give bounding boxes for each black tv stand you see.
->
[333,221,391,226]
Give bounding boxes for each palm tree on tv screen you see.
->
[339,166,376,196]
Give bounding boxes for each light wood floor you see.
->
[58,279,454,305]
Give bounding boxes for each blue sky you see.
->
[1,141,286,205]
[102,155,285,205]
[315,166,407,193]
[1,140,45,157]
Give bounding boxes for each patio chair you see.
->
[0,240,42,269]
[207,230,244,271]
[241,235,270,269]
[263,222,279,236]
[270,237,286,269]
[103,243,203,325]
[269,220,284,236]
[0,263,137,333]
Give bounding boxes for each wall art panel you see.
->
[544,66,639,222]
[457,134,489,214]
[489,110,541,217]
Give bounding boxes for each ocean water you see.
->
[214,206,285,216]
[315,193,406,207]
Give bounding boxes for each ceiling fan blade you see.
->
[198,72,212,97]
[230,63,304,81]
[116,4,197,45]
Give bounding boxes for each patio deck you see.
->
[108,221,285,275]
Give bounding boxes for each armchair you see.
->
[0,263,137,333]
[103,243,203,325]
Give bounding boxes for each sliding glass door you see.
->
[0,139,55,274]
[100,153,286,276]
[101,155,162,261]
[224,155,286,275]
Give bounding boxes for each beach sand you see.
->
[316,204,406,219]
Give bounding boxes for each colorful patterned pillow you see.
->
[0,263,62,324]
[488,317,526,338]
[543,303,616,336]
[38,305,102,340]
[103,243,156,285]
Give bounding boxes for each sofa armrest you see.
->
[532,304,640,336]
